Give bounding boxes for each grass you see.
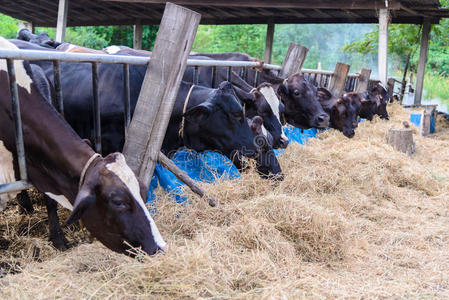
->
[424,73,449,102]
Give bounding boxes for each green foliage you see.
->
[0,14,19,38]
[192,25,266,58]
[424,73,449,100]
[344,0,449,77]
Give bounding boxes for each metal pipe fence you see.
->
[0,48,366,196]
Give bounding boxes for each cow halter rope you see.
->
[78,153,102,191]
[178,84,196,138]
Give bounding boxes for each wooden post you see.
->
[355,68,371,93]
[414,19,431,106]
[133,19,143,50]
[123,3,201,187]
[421,110,431,136]
[329,62,350,97]
[388,128,414,155]
[264,23,274,64]
[56,0,68,43]
[158,153,217,206]
[378,8,390,86]
[279,43,309,78]
[279,42,308,78]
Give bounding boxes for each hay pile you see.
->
[2,103,449,298]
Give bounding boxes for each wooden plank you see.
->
[158,153,217,206]
[355,68,371,92]
[378,8,389,86]
[414,19,431,106]
[133,19,143,49]
[122,2,201,186]
[264,23,274,64]
[56,0,68,42]
[280,42,308,78]
[329,62,350,97]
[100,0,401,10]
[387,77,396,97]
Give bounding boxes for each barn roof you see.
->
[0,0,448,27]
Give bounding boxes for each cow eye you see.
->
[293,89,300,96]
[111,199,127,210]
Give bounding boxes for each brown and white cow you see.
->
[0,37,166,256]
[317,88,362,138]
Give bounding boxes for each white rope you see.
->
[78,153,101,191]
[179,84,196,138]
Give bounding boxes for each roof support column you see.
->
[414,19,431,106]
[133,19,143,50]
[378,8,390,86]
[56,0,68,43]
[264,23,274,63]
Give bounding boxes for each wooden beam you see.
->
[329,62,350,97]
[414,19,431,106]
[133,19,143,49]
[355,68,371,92]
[400,4,429,17]
[264,23,274,64]
[387,77,396,97]
[158,153,217,206]
[378,8,389,86]
[123,3,201,186]
[100,0,401,10]
[280,42,308,78]
[56,0,68,43]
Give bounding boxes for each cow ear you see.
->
[184,103,211,124]
[278,83,288,98]
[66,187,96,225]
[317,88,332,101]
[218,81,233,92]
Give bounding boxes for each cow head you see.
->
[183,81,282,178]
[358,91,377,121]
[234,83,288,149]
[317,88,361,138]
[370,83,390,120]
[278,73,330,129]
[66,153,166,256]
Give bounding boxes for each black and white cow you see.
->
[0,37,166,256]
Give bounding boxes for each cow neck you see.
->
[21,85,96,201]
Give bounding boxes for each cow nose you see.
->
[280,137,289,148]
[316,113,330,128]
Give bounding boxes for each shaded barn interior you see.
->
[0,0,448,26]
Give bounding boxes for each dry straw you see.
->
[2,103,449,298]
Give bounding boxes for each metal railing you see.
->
[0,48,364,196]
[0,49,283,196]
[301,67,361,92]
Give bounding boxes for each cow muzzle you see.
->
[315,113,330,128]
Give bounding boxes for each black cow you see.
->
[17,28,61,49]
[358,83,390,121]
[163,81,282,178]
[183,58,288,149]
[317,88,362,138]
[12,41,282,177]
[0,37,166,255]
